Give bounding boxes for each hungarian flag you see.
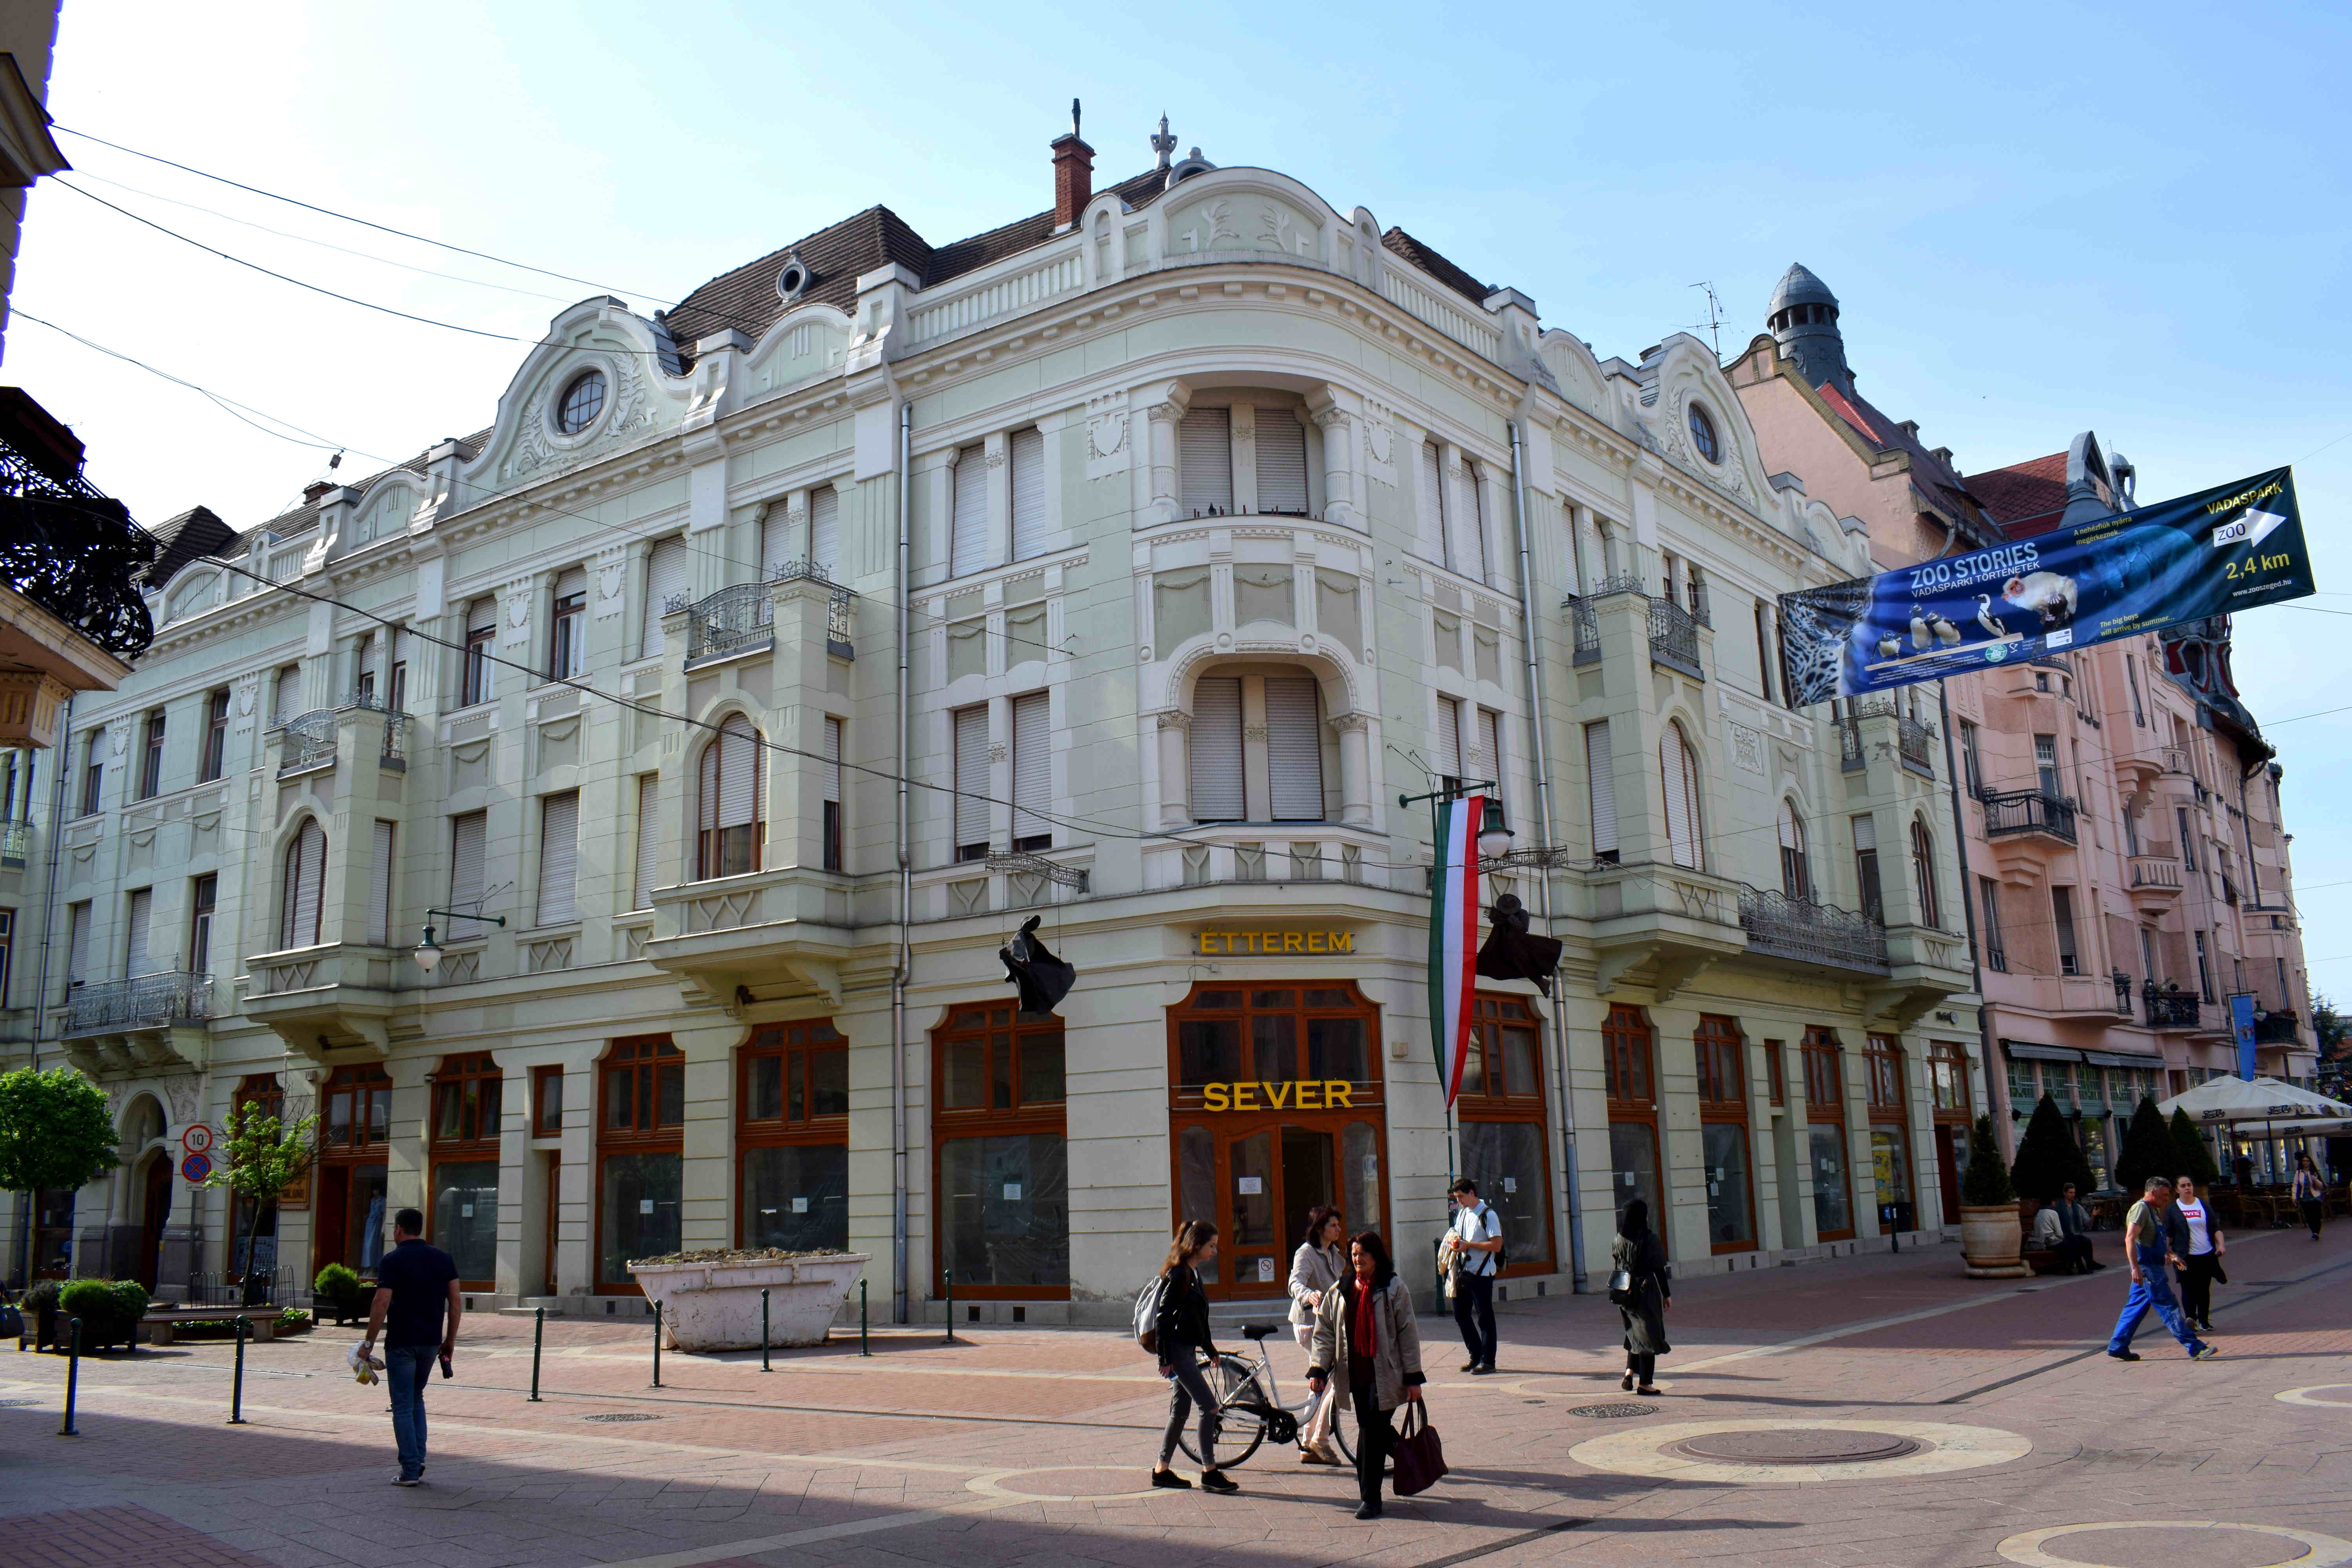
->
[1427,793,1484,1109]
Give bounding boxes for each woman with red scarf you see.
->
[1305,1230,1425,1518]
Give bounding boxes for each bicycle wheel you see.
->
[1173,1355,1269,1469]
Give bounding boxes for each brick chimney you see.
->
[303,481,333,506]
[1052,131,1094,231]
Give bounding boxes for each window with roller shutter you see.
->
[1586,721,1618,862]
[633,775,660,909]
[1011,692,1051,849]
[950,446,988,577]
[279,818,327,949]
[550,566,587,681]
[367,822,395,946]
[820,717,844,871]
[1435,697,1463,791]
[1010,428,1047,560]
[1461,459,1490,579]
[124,887,152,978]
[1255,408,1308,513]
[1660,722,1703,869]
[697,715,763,879]
[1265,676,1324,822]
[641,536,687,659]
[449,811,488,912]
[1187,677,1244,822]
[809,485,839,579]
[273,663,303,726]
[67,901,90,985]
[1478,708,1503,795]
[539,793,581,925]
[1419,441,1448,566]
[1179,407,1232,514]
[952,705,990,859]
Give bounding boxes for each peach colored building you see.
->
[1736,267,2318,1195]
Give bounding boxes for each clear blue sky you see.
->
[13,0,2349,1000]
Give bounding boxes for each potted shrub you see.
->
[1959,1113,2029,1278]
[21,1278,61,1348]
[625,1248,871,1352]
[314,1263,366,1325]
[58,1278,151,1350]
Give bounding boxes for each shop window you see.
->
[1866,1034,1911,1234]
[598,1036,684,1290]
[1167,982,1383,1296]
[1458,994,1552,1274]
[1802,1027,1854,1241]
[934,1004,1069,1297]
[1695,1015,1756,1254]
[740,1020,850,1254]
[316,1064,392,1278]
[1602,1004,1663,1254]
[429,1053,503,1288]
[223,1074,288,1282]
[697,715,764,879]
[1929,1042,1971,1117]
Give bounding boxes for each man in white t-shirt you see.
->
[1448,1178,1503,1374]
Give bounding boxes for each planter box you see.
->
[1960,1205,2030,1279]
[626,1252,870,1352]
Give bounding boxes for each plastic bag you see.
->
[348,1343,383,1386]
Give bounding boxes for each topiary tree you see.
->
[2009,1093,2094,1202]
[2112,1097,2177,1198]
[56,1278,150,1351]
[1960,1113,2016,1207]
[0,1067,122,1286]
[205,1100,319,1306]
[2169,1107,2222,1188]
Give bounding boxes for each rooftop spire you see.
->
[1151,112,1176,171]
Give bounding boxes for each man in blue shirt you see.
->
[362,1208,462,1486]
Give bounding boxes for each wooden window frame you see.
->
[1865,1033,1913,1236]
[531,1064,564,1138]
[428,1053,504,1291]
[935,1002,1070,1300]
[1801,1026,1855,1243]
[1694,1014,1758,1256]
[315,1063,393,1280]
[595,1035,684,1294]
[1602,1003,1665,1259]
[696,716,764,881]
[1928,1041,1971,1123]
[737,1020,850,1249]
[1458,993,1553,1276]
[1764,1038,1787,1107]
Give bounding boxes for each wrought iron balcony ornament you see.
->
[63,971,212,1037]
[1646,595,1704,679]
[984,850,1089,891]
[685,582,776,664]
[0,431,157,659]
[1738,883,1889,973]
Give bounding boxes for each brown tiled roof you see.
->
[142,505,236,586]
[1815,380,1991,539]
[1970,452,2070,538]
[214,431,490,561]
[1380,228,1492,305]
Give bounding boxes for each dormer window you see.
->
[776,255,811,303]
[557,369,607,434]
[1687,402,1721,465]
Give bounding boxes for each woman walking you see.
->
[2292,1154,2327,1241]
[1287,1206,1348,1466]
[1151,1220,1239,1494]
[2171,1174,2225,1333]
[1305,1230,1425,1520]
[1612,1200,1671,1396]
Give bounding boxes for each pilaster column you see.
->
[1156,710,1191,828]
[1331,712,1372,828]
[984,431,1012,569]
[1308,397,1356,530]
[1146,399,1183,523]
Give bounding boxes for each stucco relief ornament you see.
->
[1729,721,1765,776]
[1087,402,1128,461]
[107,722,129,759]
[1257,204,1302,255]
[607,356,656,439]
[595,549,627,617]
[233,672,261,728]
[505,386,556,481]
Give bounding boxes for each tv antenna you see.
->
[1688,281,1727,357]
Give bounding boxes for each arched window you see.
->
[697,714,763,879]
[1659,722,1704,869]
[1910,818,1941,927]
[278,818,326,949]
[1778,801,1811,901]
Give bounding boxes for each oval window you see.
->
[557,369,607,435]
[1688,402,1721,465]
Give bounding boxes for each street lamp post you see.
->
[1397,779,1513,1185]
[412,909,507,973]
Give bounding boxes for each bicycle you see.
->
[1171,1321,1371,1470]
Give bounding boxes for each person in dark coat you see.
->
[1151,1220,1239,1494]
[1611,1199,1671,1396]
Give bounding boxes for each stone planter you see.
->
[626,1252,870,1352]
[1960,1205,2029,1279]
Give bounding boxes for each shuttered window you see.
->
[759,504,795,580]
[1419,441,1447,564]
[125,888,152,977]
[1264,676,1325,822]
[1477,708,1503,790]
[538,791,581,925]
[368,820,395,946]
[1009,428,1047,560]
[1661,722,1702,869]
[280,818,327,949]
[1011,691,1051,849]
[67,901,90,984]
[273,664,303,726]
[551,567,588,680]
[390,628,412,710]
[1188,677,1245,822]
[633,775,660,909]
[1179,407,1233,514]
[821,717,843,872]
[950,446,988,577]
[1255,409,1308,513]
[1778,802,1810,901]
[1435,697,1463,787]
[698,715,762,879]
[450,811,488,912]
[1585,720,1618,860]
[1463,460,1490,579]
[463,597,497,706]
[642,536,688,658]
[809,485,839,579]
[953,705,990,857]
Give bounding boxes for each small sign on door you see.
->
[1257,1256,1276,1282]
[1236,1176,1263,1195]
[1003,1183,1023,1201]
[791,1197,809,1213]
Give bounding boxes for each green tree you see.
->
[1959,1112,2016,1207]
[204,1100,319,1304]
[2009,1093,2094,1201]
[2112,1097,2177,1198]
[2168,1107,2222,1187]
[0,1067,120,1281]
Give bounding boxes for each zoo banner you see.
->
[1777,467,2314,705]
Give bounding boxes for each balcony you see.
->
[2128,855,2183,902]
[1896,716,1936,777]
[341,692,413,771]
[769,561,857,659]
[57,971,212,1076]
[1738,884,1888,975]
[1564,595,1601,666]
[1838,713,1865,773]
[1646,596,1704,681]
[0,390,155,683]
[1583,857,1747,1000]
[0,818,27,869]
[1982,789,2077,845]
[643,864,858,1011]
[240,942,406,1060]
[277,709,338,776]
[682,582,774,667]
[2255,1010,2301,1046]
[2145,989,2201,1030]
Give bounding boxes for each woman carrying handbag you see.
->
[1305,1229,1425,1519]
[1610,1199,1671,1396]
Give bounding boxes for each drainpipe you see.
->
[20,694,73,1287]
[1506,420,1584,1290]
[892,403,913,1325]
[1936,684,2001,1161]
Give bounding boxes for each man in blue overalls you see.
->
[2107,1176,2217,1363]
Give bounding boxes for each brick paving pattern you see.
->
[4,1226,2348,1568]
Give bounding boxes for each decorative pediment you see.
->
[462,298,690,499]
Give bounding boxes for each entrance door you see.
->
[137,1156,172,1290]
[316,1163,390,1276]
[1933,1124,1964,1227]
[1174,1119,1381,1298]
[542,1153,561,1298]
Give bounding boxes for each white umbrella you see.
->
[2247,1078,2352,1119]
[2155,1074,2313,1125]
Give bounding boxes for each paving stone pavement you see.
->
[5,1227,2350,1568]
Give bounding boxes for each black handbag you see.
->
[1606,1269,1636,1305]
[1390,1401,1448,1495]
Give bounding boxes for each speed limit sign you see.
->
[181,1123,214,1156]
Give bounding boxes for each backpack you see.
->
[1132,1272,1169,1356]
[1453,1203,1508,1276]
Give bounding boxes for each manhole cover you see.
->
[0,1398,42,1408]
[584,1412,663,1423]
[1568,1403,1658,1419]
[1667,1428,1921,1465]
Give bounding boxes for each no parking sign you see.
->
[180,1152,211,1183]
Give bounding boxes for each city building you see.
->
[2,122,1983,1316]
[1734,269,2316,1191]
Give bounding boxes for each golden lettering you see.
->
[1332,932,1352,953]
[1233,1082,1258,1111]
[1295,1080,1321,1110]
[1261,930,1279,953]
[1266,1080,1292,1109]
[1325,1080,1352,1108]
[1284,932,1303,953]
[1203,1083,1229,1111]
[1307,932,1326,953]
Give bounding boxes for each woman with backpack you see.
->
[1287,1206,1348,1465]
[1305,1229,1426,1519]
[1611,1199,1671,1396]
[1150,1220,1239,1494]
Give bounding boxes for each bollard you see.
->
[651,1300,662,1389]
[528,1306,544,1402]
[943,1267,954,1345]
[58,1317,80,1437]
[859,1278,869,1357]
[228,1315,249,1425]
[760,1288,771,1373]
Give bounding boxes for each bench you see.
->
[141,1309,278,1347]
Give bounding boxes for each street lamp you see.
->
[1476,800,1515,860]
[413,908,505,973]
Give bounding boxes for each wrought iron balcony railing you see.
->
[769,560,857,659]
[1646,595,1704,680]
[0,392,157,659]
[1738,884,1889,974]
[0,818,28,869]
[1982,788,2077,844]
[684,582,775,665]
[1564,595,1601,665]
[2254,1009,2301,1045]
[1896,716,1936,776]
[278,709,338,775]
[63,971,212,1037]
[1838,714,1865,773]
[2144,990,2201,1029]
[339,693,412,770]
